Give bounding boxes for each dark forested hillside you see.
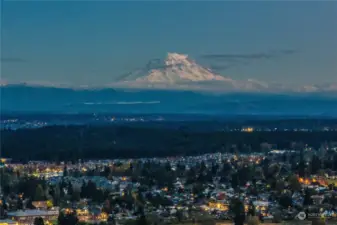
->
[1,125,337,161]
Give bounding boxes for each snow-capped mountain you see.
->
[122,53,230,83]
[295,83,337,93]
[0,79,8,86]
[1,52,335,93]
[113,53,269,92]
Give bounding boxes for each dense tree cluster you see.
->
[1,125,337,161]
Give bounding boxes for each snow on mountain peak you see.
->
[110,52,278,92]
[119,52,230,84]
[0,79,8,86]
[165,52,190,66]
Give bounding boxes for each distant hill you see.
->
[1,85,337,116]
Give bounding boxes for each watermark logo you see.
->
[297,212,306,220]
[297,211,335,220]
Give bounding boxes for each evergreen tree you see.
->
[34,184,45,201]
[67,182,73,196]
[63,166,68,177]
[303,188,313,206]
[136,207,147,225]
[58,211,78,225]
[311,155,321,175]
[230,198,245,225]
[298,149,306,177]
[231,172,239,189]
[17,197,24,210]
[279,194,293,208]
[176,209,184,222]
[0,202,5,219]
[288,174,301,192]
[107,215,116,225]
[247,201,256,217]
[53,185,61,206]
[34,217,44,225]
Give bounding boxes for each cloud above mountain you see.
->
[1,57,27,63]
[201,49,296,60]
[200,49,297,72]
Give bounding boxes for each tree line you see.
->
[1,125,337,161]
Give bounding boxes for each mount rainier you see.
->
[1,52,336,93]
[111,53,270,92]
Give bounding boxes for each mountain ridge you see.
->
[1,52,336,93]
[112,52,271,92]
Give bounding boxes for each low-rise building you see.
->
[0,219,17,225]
[7,209,59,225]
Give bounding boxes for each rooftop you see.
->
[7,209,59,217]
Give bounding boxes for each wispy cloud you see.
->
[208,64,235,71]
[1,57,27,63]
[200,49,297,72]
[84,101,160,105]
[201,49,296,60]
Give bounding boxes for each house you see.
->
[0,219,17,225]
[31,201,50,210]
[7,209,59,225]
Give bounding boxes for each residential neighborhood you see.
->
[0,146,336,225]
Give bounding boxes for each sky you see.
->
[1,1,337,87]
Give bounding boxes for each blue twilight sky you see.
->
[1,1,337,87]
